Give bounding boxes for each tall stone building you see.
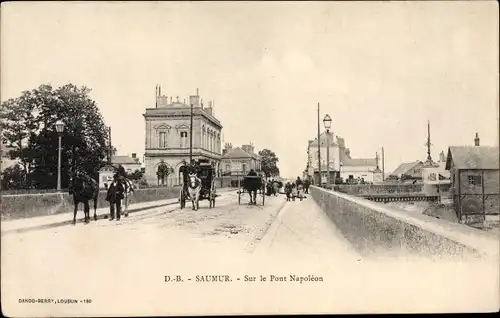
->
[143,87,223,186]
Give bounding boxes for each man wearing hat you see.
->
[105,173,125,221]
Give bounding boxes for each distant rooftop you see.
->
[343,158,377,167]
[112,155,140,165]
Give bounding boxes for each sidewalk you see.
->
[1,188,236,235]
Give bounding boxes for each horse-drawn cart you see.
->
[237,174,265,206]
[179,159,217,210]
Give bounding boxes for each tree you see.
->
[258,149,280,177]
[1,164,28,190]
[0,91,38,177]
[1,84,110,189]
[127,169,144,181]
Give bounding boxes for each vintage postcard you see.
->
[1,1,499,316]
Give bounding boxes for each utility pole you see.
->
[317,102,322,186]
[189,103,194,164]
[108,126,112,163]
[426,120,432,162]
[382,146,385,181]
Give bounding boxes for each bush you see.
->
[1,164,28,190]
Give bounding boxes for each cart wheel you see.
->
[238,189,241,205]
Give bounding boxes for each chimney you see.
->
[474,133,480,146]
[189,88,200,107]
[132,153,136,159]
[439,151,445,162]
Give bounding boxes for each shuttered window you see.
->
[467,174,482,185]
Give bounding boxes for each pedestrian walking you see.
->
[285,182,292,201]
[304,178,310,194]
[291,183,297,201]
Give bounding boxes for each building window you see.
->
[468,174,482,186]
[242,164,247,174]
[226,164,231,171]
[180,132,188,148]
[159,132,167,148]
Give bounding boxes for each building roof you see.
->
[111,155,140,165]
[390,161,423,177]
[222,147,257,160]
[342,158,377,167]
[308,132,341,148]
[446,146,499,170]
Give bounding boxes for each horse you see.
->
[120,177,135,217]
[187,173,202,211]
[69,171,99,225]
[244,175,261,205]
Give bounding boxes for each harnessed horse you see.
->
[187,173,202,211]
[69,172,99,225]
[120,177,135,217]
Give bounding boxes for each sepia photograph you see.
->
[1,1,499,316]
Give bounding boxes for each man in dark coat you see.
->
[296,177,303,187]
[106,174,125,221]
[245,169,258,205]
[304,178,311,194]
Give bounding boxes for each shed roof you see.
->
[446,146,499,170]
[390,161,423,176]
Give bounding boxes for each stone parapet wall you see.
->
[334,183,424,195]
[1,187,182,221]
[309,186,499,260]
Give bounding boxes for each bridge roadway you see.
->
[2,192,498,315]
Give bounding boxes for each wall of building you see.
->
[309,143,341,172]
[222,158,259,174]
[455,169,500,221]
[340,165,377,182]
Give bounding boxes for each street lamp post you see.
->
[55,120,65,192]
[189,103,194,164]
[323,114,332,186]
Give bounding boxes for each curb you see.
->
[2,188,238,235]
[248,198,288,253]
[2,200,178,235]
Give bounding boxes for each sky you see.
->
[2,1,498,178]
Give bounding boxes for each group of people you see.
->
[265,179,282,196]
[284,177,311,202]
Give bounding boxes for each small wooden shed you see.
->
[445,145,499,224]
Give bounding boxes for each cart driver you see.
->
[179,160,188,185]
[246,169,258,205]
[188,160,199,175]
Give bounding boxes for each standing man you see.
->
[304,178,311,194]
[106,174,125,221]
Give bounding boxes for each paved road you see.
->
[2,192,498,316]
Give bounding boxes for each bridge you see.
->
[2,186,498,315]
